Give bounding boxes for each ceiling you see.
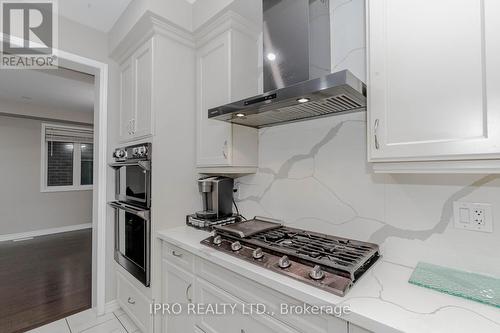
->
[58,0,199,32]
[58,0,133,32]
[0,68,95,114]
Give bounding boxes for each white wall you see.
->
[58,15,121,304]
[0,115,93,235]
[236,0,500,278]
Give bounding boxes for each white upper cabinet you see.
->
[119,58,134,141]
[196,32,233,167]
[195,12,260,174]
[367,0,500,170]
[118,38,154,143]
[133,40,154,139]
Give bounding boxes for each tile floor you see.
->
[27,308,141,333]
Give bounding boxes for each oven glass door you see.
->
[112,202,150,286]
[118,209,146,269]
[115,162,150,207]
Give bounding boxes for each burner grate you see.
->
[250,227,379,281]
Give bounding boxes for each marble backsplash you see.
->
[236,111,500,278]
[236,0,500,278]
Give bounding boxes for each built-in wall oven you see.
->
[111,143,151,208]
[109,143,152,287]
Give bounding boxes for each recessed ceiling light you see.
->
[21,96,32,101]
[297,97,310,103]
[266,53,277,61]
[235,113,246,118]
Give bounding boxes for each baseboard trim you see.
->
[104,300,120,314]
[0,223,92,243]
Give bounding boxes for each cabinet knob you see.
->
[127,297,136,305]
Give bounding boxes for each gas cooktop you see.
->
[200,217,380,297]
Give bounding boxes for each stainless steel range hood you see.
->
[209,0,367,129]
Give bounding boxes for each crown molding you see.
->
[194,10,260,48]
[110,11,195,64]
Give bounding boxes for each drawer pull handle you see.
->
[172,251,183,258]
[186,283,193,303]
[127,297,136,305]
[374,118,380,150]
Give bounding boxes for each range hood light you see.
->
[235,113,246,118]
[266,53,277,61]
[297,97,310,103]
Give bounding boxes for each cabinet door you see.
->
[367,0,500,162]
[163,261,195,333]
[132,38,154,139]
[119,58,134,142]
[196,32,233,167]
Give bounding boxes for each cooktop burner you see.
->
[200,217,380,297]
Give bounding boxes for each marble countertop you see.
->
[157,226,500,333]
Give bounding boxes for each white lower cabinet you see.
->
[161,241,350,333]
[162,260,195,333]
[117,271,152,333]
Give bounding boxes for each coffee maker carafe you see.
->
[196,176,234,220]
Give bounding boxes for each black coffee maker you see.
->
[196,176,234,220]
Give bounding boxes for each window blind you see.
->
[45,125,93,143]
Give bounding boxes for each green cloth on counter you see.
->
[409,262,500,308]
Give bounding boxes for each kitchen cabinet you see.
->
[195,12,259,174]
[162,261,195,333]
[119,38,154,142]
[196,278,301,333]
[116,270,152,333]
[348,323,372,333]
[161,239,349,333]
[367,0,500,172]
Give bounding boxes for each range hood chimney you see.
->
[209,0,367,129]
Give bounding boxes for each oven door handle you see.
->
[109,160,151,171]
[108,201,150,220]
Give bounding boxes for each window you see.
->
[41,123,94,192]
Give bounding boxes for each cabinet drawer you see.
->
[349,323,373,333]
[197,259,346,333]
[117,271,151,333]
[196,278,300,333]
[162,242,194,272]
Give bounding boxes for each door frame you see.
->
[0,35,109,314]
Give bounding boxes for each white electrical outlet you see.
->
[453,201,493,233]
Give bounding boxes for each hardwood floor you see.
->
[0,229,92,333]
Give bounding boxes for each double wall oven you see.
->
[109,143,151,287]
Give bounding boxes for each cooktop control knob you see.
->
[278,255,291,269]
[231,241,242,252]
[309,265,325,280]
[213,235,222,245]
[132,147,139,156]
[252,248,264,260]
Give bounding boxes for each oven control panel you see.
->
[113,143,151,161]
